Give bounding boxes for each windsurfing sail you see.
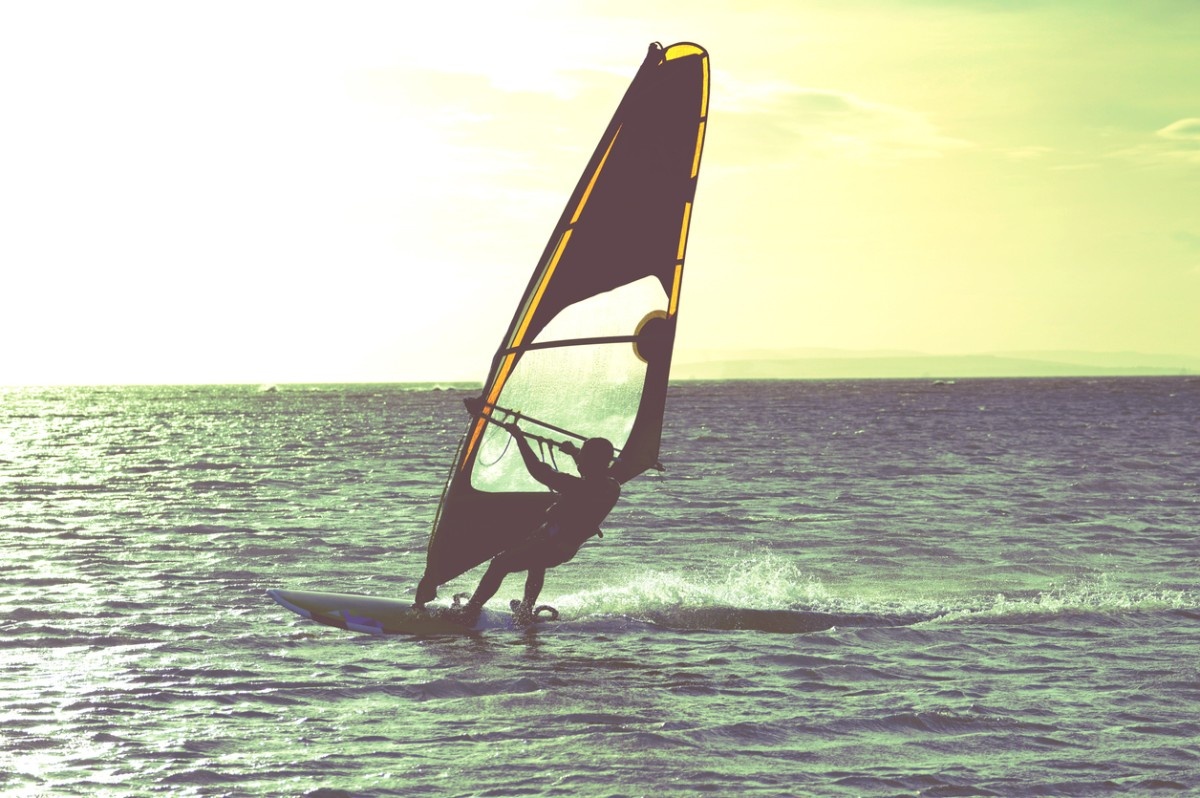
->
[416,42,710,603]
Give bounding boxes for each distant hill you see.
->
[670,349,1200,380]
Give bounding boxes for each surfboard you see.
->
[266,588,530,635]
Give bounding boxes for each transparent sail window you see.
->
[471,276,668,493]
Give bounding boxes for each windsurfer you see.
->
[450,421,621,626]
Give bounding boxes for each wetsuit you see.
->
[507,469,621,568]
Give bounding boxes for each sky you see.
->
[2,0,1198,385]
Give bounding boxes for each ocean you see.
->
[2,377,1198,797]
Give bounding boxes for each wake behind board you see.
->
[266,589,551,635]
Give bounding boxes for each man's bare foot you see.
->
[510,599,540,625]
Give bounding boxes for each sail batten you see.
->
[496,334,642,359]
[416,42,710,599]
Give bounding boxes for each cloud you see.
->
[1107,119,1200,166]
[1157,118,1200,141]
[717,78,970,164]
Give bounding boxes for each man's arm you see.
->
[505,423,574,490]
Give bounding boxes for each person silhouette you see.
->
[451,421,620,625]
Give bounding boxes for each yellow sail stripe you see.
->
[511,228,572,348]
[460,352,516,470]
[669,263,683,316]
[664,43,705,61]
[462,415,487,470]
[571,126,622,224]
[692,121,705,179]
[677,201,692,261]
[461,228,573,470]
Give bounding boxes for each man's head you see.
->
[576,437,615,477]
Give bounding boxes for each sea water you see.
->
[1,378,1198,797]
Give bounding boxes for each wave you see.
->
[928,576,1200,626]
[551,557,1200,634]
[554,555,942,633]
[630,606,917,633]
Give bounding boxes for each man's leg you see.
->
[467,557,512,611]
[523,567,546,607]
[458,532,555,623]
[509,567,547,624]
[462,546,539,618]
[414,574,438,609]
